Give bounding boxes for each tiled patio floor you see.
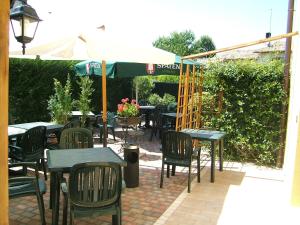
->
[9,127,299,225]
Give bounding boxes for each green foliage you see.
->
[147,93,162,105]
[75,77,94,126]
[9,58,133,123]
[205,59,285,166]
[133,76,154,100]
[153,75,179,83]
[153,30,216,56]
[148,93,176,106]
[192,35,216,57]
[47,75,74,124]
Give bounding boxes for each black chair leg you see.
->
[188,165,191,193]
[111,127,116,141]
[35,192,46,225]
[166,165,170,178]
[197,149,201,183]
[160,162,164,188]
[41,158,47,181]
[62,193,68,225]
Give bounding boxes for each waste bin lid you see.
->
[123,144,139,150]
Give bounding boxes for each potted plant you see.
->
[116,98,141,126]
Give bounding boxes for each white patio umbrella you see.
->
[10,31,176,146]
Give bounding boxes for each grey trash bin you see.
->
[123,144,139,188]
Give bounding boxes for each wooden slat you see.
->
[0,1,9,224]
[182,31,299,60]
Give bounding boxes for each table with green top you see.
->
[47,147,127,225]
[181,128,226,183]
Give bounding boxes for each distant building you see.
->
[198,41,285,64]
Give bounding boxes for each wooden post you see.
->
[102,60,108,147]
[277,0,295,168]
[0,0,9,224]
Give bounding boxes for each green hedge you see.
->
[9,58,133,123]
[205,59,285,165]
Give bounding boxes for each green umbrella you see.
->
[75,55,199,78]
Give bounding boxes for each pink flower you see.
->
[131,99,136,104]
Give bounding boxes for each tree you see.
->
[192,35,216,57]
[153,30,216,56]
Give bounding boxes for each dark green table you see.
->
[9,122,63,140]
[47,147,126,225]
[181,128,226,183]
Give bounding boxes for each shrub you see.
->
[47,75,74,124]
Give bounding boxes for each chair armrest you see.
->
[61,177,68,197]
[9,162,37,169]
[8,145,22,151]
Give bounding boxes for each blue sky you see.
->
[10,0,289,53]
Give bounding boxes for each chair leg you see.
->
[62,192,68,225]
[41,158,47,181]
[167,165,170,178]
[35,192,46,225]
[70,208,74,225]
[188,165,191,193]
[111,127,116,141]
[100,128,103,143]
[171,165,176,176]
[197,148,201,183]
[160,162,164,188]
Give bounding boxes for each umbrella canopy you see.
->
[74,55,199,78]
[9,32,176,64]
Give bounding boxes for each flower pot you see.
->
[117,116,141,126]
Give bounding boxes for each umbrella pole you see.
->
[102,60,108,147]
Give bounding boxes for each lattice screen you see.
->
[176,63,204,131]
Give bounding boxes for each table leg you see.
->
[210,141,216,183]
[51,172,61,225]
[219,139,224,171]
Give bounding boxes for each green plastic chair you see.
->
[160,130,201,193]
[96,112,117,142]
[9,126,47,180]
[9,162,47,225]
[59,127,93,149]
[61,162,122,225]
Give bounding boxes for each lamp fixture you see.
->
[10,0,41,54]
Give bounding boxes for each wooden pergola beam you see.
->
[182,31,299,60]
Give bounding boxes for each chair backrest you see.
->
[19,126,46,161]
[69,162,122,208]
[107,112,117,127]
[59,128,93,149]
[161,131,193,163]
[64,119,81,129]
[152,105,168,128]
[95,112,116,127]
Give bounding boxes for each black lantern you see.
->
[10,0,41,54]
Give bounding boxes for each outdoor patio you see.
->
[9,127,299,225]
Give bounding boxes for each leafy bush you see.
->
[75,76,94,125]
[205,59,285,165]
[148,93,176,106]
[133,76,154,100]
[47,75,74,124]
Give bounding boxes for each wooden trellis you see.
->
[175,63,224,132]
[176,64,204,131]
